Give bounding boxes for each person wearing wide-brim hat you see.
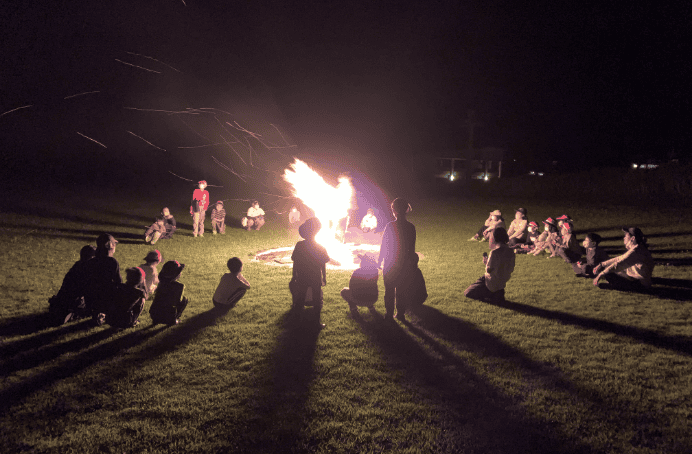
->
[593,227,654,290]
[290,217,330,327]
[150,260,188,325]
[530,218,559,256]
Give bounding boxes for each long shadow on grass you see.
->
[352,311,592,453]
[235,309,321,453]
[408,305,680,452]
[0,318,93,358]
[485,299,692,356]
[0,327,160,413]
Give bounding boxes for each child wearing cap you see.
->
[210,201,226,234]
[213,257,251,308]
[160,207,177,239]
[517,222,540,254]
[555,220,581,263]
[246,200,265,230]
[107,267,146,329]
[290,217,330,327]
[149,260,189,325]
[573,233,610,277]
[507,208,528,247]
[530,218,558,256]
[139,250,161,299]
[144,216,166,245]
[190,180,210,237]
[593,227,655,290]
[341,254,379,313]
[49,244,96,325]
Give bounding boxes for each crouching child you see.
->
[341,254,379,313]
[213,257,251,308]
[144,216,166,245]
[149,260,189,325]
[106,267,146,329]
[49,244,96,325]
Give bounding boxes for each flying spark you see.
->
[76,132,107,148]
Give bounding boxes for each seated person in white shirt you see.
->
[464,227,515,302]
[360,208,378,233]
[213,257,251,308]
[246,200,266,230]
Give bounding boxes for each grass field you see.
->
[1,185,692,453]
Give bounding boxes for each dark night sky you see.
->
[1,1,690,193]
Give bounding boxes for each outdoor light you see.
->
[449,174,455,181]
[483,174,489,181]
[530,171,536,175]
[538,172,544,176]
[632,163,638,169]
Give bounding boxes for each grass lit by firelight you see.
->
[1,187,692,453]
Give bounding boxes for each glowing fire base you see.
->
[254,243,381,270]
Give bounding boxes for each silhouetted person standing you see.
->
[378,198,416,322]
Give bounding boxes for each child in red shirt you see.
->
[190,180,210,237]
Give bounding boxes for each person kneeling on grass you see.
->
[213,257,251,308]
[593,227,654,291]
[150,260,189,325]
[106,267,146,329]
[464,227,515,303]
[341,254,379,313]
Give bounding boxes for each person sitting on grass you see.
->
[288,206,301,228]
[517,221,540,254]
[150,260,189,326]
[213,257,251,309]
[573,233,610,278]
[469,209,501,242]
[86,233,122,326]
[481,211,505,242]
[246,200,266,231]
[144,216,166,245]
[139,250,161,299]
[289,217,330,328]
[211,201,226,235]
[341,254,379,313]
[464,227,515,303]
[360,208,378,233]
[507,207,529,248]
[530,218,558,256]
[378,198,416,322]
[555,220,582,263]
[49,244,96,325]
[593,227,654,291]
[106,267,146,329]
[160,207,177,239]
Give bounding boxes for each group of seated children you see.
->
[50,233,189,329]
[469,209,655,295]
[144,207,177,244]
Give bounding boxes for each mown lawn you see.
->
[1,186,691,453]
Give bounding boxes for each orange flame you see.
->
[283,159,359,268]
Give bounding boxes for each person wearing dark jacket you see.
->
[85,233,122,326]
[49,245,96,324]
[378,198,416,322]
[107,267,146,329]
[150,260,189,325]
[160,207,177,239]
[572,233,610,277]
